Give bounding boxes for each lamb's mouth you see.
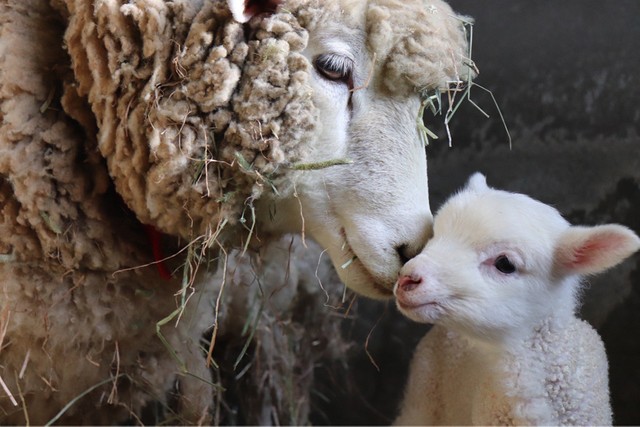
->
[395,300,444,323]
[396,300,442,313]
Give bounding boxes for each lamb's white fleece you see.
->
[395,317,611,425]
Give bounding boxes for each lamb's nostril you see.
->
[396,275,422,293]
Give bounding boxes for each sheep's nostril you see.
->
[396,275,422,293]
[396,244,416,265]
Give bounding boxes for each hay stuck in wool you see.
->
[187,236,353,426]
[0,0,474,424]
[417,16,511,148]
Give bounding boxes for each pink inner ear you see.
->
[569,240,600,267]
[565,233,625,270]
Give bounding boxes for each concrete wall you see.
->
[314,1,640,424]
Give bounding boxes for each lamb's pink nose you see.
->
[396,275,422,293]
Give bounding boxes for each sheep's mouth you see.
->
[339,229,395,298]
[351,257,394,297]
[374,283,394,297]
[342,253,395,297]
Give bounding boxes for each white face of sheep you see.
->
[238,2,433,299]
[296,31,433,299]
[395,173,640,343]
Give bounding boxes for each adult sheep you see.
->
[0,0,471,423]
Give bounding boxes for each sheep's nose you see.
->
[396,274,422,293]
[396,243,420,265]
[395,220,433,265]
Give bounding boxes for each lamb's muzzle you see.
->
[396,274,422,294]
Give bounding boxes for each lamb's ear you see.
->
[554,224,640,276]
[227,0,282,23]
[465,172,488,192]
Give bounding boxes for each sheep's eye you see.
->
[494,255,516,274]
[314,53,353,85]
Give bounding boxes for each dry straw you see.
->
[418,16,511,148]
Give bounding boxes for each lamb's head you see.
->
[395,173,640,343]
[252,0,474,298]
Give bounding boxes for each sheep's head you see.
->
[65,0,472,298]
[255,0,474,298]
[395,173,640,343]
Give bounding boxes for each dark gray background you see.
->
[313,1,640,424]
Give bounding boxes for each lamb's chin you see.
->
[396,300,444,324]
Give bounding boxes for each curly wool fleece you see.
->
[60,0,315,240]
[59,0,469,241]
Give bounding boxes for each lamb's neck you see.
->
[524,311,575,345]
[459,310,575,358]
[504,286,579,349]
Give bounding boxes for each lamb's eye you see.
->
[314,53,353,85]
[494,255,516,274]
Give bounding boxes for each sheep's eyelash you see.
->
[319,54,353,72]
[314,53,354,84]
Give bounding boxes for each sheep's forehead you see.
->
[365,0,470,93]
[288,0,470,92]
[434,190,569,250]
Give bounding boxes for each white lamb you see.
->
[393,173,640,426]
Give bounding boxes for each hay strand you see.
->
[107,341,121,405]
[419,17,511,148]
[39,87,56,114]
[233,299,264,371]
[111,236,203,278]
[240,203,256,256]
[293,182,307,248]
[417,93,441,146]
[464,82,512,149]
[13,371,29,426]
[234,151,253,172]
[314,249,338,309]
[39,211,62,235]
[207,245,228,367]
[180,371,226,392]
[343,292,358,318]
[350,52,377,93]
[364,304,389,373]
[290,159,353,171]
[156,307,188,373]
[0,373,17,407]
[19,349,31,379]
[0,253,16,263]
[44,374,129,426]
[0,308,10,352]
[340,256,357,270]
